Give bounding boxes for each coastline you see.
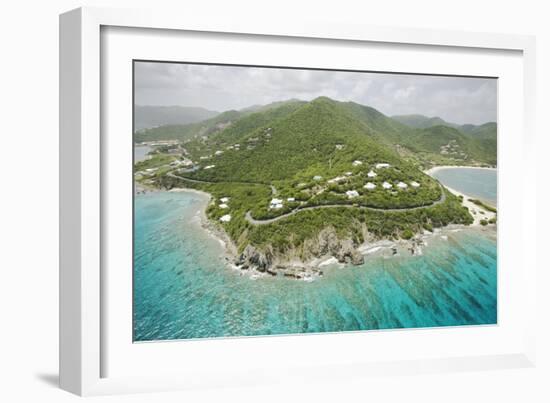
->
[168,187,239,261]
[424,164,497,223]
[424,165,497,176]
[138,176,496,280]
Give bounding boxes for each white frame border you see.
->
[59,6,537,396]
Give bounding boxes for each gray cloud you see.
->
[134,62,497,125]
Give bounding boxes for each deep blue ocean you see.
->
[133,184,497,341]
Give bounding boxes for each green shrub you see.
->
[480,219,488,226]
[401,229,414,239]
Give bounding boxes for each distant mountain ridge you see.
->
[391,114,459,129]
[134,105,219,131]
[136,98,496,167]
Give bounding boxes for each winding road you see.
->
[167,171,447,226]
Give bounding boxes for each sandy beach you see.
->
[424,165,496,176]
[424,165,497,226]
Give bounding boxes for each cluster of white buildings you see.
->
[218,197,230,209]
[169,158,194,168]
[218,197,232,222]
[269,197,296,210]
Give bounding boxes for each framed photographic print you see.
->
[60,7,538,396]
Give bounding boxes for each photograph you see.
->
[132,61,498,342]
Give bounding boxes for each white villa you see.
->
[346,190,360,198]
[375,163,391,169]
[219,203,229,209]
[364,182,376,190]
[204,165,216,170]
[397,181,408,189]
[287,197,295,202]
[382,181,393,189]
[411,181,420,188]
[352,160,363,166]
[367,170,377,178]
[220,197,230,203]
[345,171,353,176]
[269,198,284,209]
[328,176,346,184]
[220,214,232,222]
[215,150,223,155]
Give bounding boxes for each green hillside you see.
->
[391,114,458,129]
[134,97,478,273]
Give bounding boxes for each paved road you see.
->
[245,188,446,225]
[167,171,446,226]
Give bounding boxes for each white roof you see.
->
[364,182,376,190]
[215,150,223,155]
[367,170,377,177]
[382,181,393,189]
[220,197,230,203]
[328,176,346,184]
[352,160,363,166]
[397,181,408,188]
[376,163,391,169]
[204,165,216,169]
[220,214,232,222]
[287,197,295,202]
[313,175,323,180]
[411,181,420,187]
[219,203,229,209]
[346,190,359,198]
[270,198,283,204]
[345,171,353,176]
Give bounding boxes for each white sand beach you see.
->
[424,165,496,176]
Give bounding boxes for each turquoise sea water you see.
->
[431,168,497,205]
[133,190,497,342]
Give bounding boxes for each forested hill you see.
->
[136,98,497,167]
[187,96,404,183]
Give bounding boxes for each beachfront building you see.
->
[375,163,391,169]
[411,181,420,188]
[364,182,376,190]
[397,181,408,189]
[220,214,232,222]
[352,160,363,166]
[382,181,393,189]
[367,170,377,178]
[269,198,284,209]
[346,190,359,198]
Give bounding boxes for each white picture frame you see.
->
[60,6,538,396]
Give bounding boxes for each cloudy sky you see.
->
[134,62,497,125]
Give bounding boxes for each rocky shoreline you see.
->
[142,185,495,282]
